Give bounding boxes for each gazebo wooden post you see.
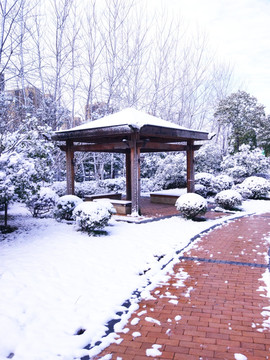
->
[66,140,75,195]
[130,132,141,215]
[186,140,195,193]
[125,150,131,200]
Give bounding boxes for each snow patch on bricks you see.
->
[168,299,178,305]
[130,317,140,326]
[184,286,194,297]
[146,344,162,357]
[257,269,270,331]
[137,310,147,316]
[234,354,247,360]
[120,328,129,333]
[173,268,189,288]
[99,354,112,360]
[132,332,141,338]
[145,317,161,325]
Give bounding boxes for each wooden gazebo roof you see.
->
[52,108,209,215]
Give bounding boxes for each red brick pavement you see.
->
[94,214,270,360]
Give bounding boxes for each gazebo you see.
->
[52,108,209,214]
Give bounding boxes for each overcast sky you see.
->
[152,0,270,111]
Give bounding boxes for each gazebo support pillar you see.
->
[66,140,75,195]
[186,140,195,193]
[130,132,141,215]
[125,151,132,200]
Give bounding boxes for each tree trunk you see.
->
[4,202,8,227]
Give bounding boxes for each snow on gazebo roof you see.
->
[57,108,204,133]
[53,107,209,143]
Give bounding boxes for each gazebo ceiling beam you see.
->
[59,142,129,152]
[59,142,202,153]
[56,135,201,145]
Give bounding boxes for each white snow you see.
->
[234,354,247,360]
[130,318,140,326]
[56,108,197,133]
[132,332,141,338]
[150,188,186,196]
[168,299,179,305]
[1,199,270,359]
[145,317,161,326]
[146,344,162,357]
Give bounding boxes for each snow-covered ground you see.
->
[1,200,270,360]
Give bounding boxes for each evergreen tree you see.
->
[256,114,270,156]
[0,117,55,207]
[214,90,265,153]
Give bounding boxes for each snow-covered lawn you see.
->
[1,200,270,360]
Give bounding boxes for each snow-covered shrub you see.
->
[0,170,14,206]
[140,154,160,178]
[0,151,38,201]
[221,145,270,182]
[235,176,270,199]
[195,172,215,187]
[152,153,186,190]
[194,184,208,197]
[54,195,83,221]
[73,200,115,234]
[51,181,67,197]
[51,178,126,199]
[27,187,59,217]
[75,178,125,198]
[0,170,15,226]
[232,184,252,200]
[175,193,207,219]
[215,190,242,210]
[195,173,234,197]
[212,174,234,193]
[195,142,223,174]
[223,165,248,183]
[194,172,216,196]
[100,178,125,193]
[141,178,155,193]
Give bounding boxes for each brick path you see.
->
[94,214,270,360]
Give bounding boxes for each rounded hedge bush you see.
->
[215,189,242,210]
[73,200,116,234]
[54,195,83,221]
[212,174,234,193]
[239,176,270,199]
[175,193,207,219]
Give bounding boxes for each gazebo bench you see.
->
[150,189,185,205]
[94,198,132,215]
[84,192,122,201]
[150,193,178,205]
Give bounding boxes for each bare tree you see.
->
[80,0,105,121]
[0,0,24,82]
[45,0,73,129]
